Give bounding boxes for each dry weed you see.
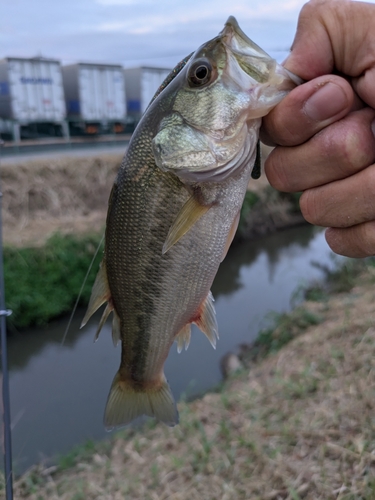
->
[1,154,122,246]
[11,270,375,499]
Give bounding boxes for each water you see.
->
[7,225,338,473]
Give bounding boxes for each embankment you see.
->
[9,258,375,499]
[3,146,305,328]
[2,145,302,248]
[4,149,375,498]
[2,153,121,247]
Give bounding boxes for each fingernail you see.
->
[304,82,348,122]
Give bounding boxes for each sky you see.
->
[0,0,309,69]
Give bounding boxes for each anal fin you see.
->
[175,324,191,353]
[162,195,211,254]
[194,291,219,349]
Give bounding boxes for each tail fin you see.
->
[104,371,179,429]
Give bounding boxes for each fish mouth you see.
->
[222,16,303,87]
[222,16,270,60]
[220,16,276,84]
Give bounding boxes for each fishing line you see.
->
[61,233,104,346]
[0,140,14,500]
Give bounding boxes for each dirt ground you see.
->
[10,265,375,499]
[1,153,122,247]
[1,147,274,248]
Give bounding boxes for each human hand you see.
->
[261,0,375,258]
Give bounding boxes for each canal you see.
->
[7,225,339,473]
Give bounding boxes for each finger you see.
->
[325,223,375,258]
[265,108,375,192]
[353,67,375,109]
[260,75,353,147]
[299,163,375,228]
[283,0,375,80]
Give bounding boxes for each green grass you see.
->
[4,232,103,328]
[254,308,323,356]
[58,440,97,470]
[305,256,375,302]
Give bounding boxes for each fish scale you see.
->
[81,16,301,428]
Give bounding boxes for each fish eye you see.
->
[188,60,213,87]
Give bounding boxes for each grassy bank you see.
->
[7,257,375,499]
[4,175,303,329]
[5,233,103,328]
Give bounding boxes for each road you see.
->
[0,135,130,164]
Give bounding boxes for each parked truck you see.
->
[62,63,127,135]
[123,66,171,125]
[0,57,68,141]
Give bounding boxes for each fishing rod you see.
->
[0,139,14,500]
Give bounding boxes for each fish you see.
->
[81,16,302,429]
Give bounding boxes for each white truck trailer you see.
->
[0,57,68,141]
[62,63,127,135]
[123,66,171,125]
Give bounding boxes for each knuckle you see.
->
[318,120,373,177]
[340,126,373,173]
[299,0,330,23]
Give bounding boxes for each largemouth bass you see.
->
[82,17,301,428]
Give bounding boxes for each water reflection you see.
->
[6,225,337,473]
[212,225,318,298]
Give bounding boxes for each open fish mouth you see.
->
[222,16,303,87]
[221,16,275,84]
[222,16,271,64]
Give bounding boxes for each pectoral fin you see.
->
[162,195,211,254]
[194,291,219,349]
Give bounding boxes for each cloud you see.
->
[1,0,304,66]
